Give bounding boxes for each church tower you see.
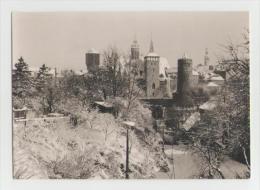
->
[144,39,160,97]
[131,36,140,60]
[204,48,210,66]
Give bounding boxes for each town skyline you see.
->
[12,12,248,70]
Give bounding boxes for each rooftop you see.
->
[145,52,159,57]
[87,48,99,54]
[210,75,225,81]
[182,112,200,131]
[192,70,199,76]
[94,101,113,108]
[207,82,219,87]
[199,100,217,111]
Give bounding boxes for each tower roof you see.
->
[182,53,189,59]
[87,48,99,54]
[149,39,154,53]
[146,52,159,57]
[131,37,139,48]
[145,38,159,57]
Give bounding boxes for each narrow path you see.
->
[155,144,202,179]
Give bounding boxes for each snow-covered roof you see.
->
[145,52,159,57]
[182,112,200,131]
[94,101,113,108]
[199,101,217,111]
[13,106,29,111]
[207,82,219,87]
[74,69,87,75]
[159,77,166,82]
[210,75,224,81]
[122,121,135,127]
[166,67,177,74]
[182,53,189,59]
[159,57,170,78]
[29,67,39,72]
[192,70,199,76]
[88,48,99,54]
[48,113,64,117]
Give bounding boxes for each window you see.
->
[152,83,155,89]
[140,71,143,76]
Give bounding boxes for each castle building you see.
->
[86,48,100,73]
[128,37,173,98]
[144,40,160,97]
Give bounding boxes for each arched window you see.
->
[152,83,155,89]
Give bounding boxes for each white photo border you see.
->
[0,0,259,190]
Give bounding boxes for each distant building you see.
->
[86,48,100,73]
[13,106,29,119]
[196,48,215,76]
[191,70,199,87]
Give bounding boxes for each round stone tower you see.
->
[176,54,194,106]
[86,48,100,73]
[144,39,160,97]
[177,54,193,95]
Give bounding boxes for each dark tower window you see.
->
[152,83,155,89]
[140,71,143,76]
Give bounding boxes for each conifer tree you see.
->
[36,64,52,93]
[12,57,32,99]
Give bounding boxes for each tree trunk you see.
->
[125,128,129,179]
[241,146,250,170]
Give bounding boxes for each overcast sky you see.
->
[12,11,248,70]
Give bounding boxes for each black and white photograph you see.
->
[10,11,251,180]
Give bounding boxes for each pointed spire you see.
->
[149,32,155,53]
[204,48,210,65]
[149,39,154,53]
[131,34,139,48]
[134,33,137,42]
[205,48,209,55]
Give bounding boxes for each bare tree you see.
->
[188,112,225,179]
[122,54,145,115]
[218,30,250,169]
[103,46,125,98]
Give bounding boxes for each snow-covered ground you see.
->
[13,113,169,179]
[13,113,249,179]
